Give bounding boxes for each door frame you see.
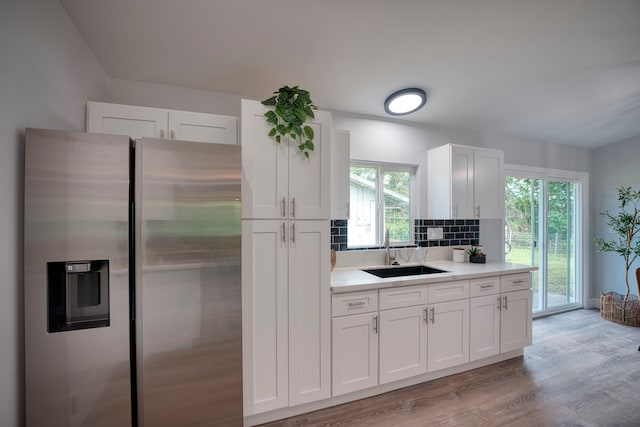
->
[504,164,589,315]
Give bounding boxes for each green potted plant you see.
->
[262,85,317,158]
[595,186,640,326]
[467,246,486,264]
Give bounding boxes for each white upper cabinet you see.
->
[241,99,330,220]
[428,144,504,219]
[330,130,350,220]
[87,101,238,145]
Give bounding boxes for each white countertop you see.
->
[331,260,538,293]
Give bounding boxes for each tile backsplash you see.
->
[330,219,480,252]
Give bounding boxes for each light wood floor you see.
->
[262,309,640,426]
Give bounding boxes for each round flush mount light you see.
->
[384,88,427,116]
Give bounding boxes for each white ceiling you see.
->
[61,0,640,149]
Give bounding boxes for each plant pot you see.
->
[600,291,640,327]
[469,255,486,264]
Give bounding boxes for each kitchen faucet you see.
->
[384,228,396,265]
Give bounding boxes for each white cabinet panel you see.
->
[241,99,330,220]
[168,110,237,144]
[87,101,166,139]
[379,285,429,310]
[469,276,500,297]
[500,289,532,353]
[469,294,501,361]
[427,280,469,303]
[288,221,330,406]
[332,290,378,316]
[379,305,427,384]
[242,220,288,415]
[330,130,350,219]
[332,312,379,396]
[474,148,504,219]
[87,101,238,144]
[427,299,469,372]
[451,146,474,219]
[428,144,504,219]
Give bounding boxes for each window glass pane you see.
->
[383,171,410,243]
[348,166,377,246]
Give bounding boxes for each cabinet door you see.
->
[469,295,501,361]
[379,306,427,384]
[500,289,532,353]
[168,110,238,144]
[474,148,504,219]
[288,220,330,405]
[87,101,167,139]
[332,312,379,396]
[427,299,469,372]
[242,220,288,415]
[451,146,474,219]
[288,110,331,220]
[330,130,350,220]
[241,99,289,219]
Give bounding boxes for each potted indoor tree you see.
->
[595,186,640,326]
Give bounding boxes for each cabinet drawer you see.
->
[500,273,531,292]
[379,285,429,310]
[427,280,469,303]
[332,290,378,316]
[469,276,500,297]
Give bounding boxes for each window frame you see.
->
[348,160,416,248]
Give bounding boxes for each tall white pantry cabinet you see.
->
[241,99,331,415]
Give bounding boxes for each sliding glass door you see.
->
[505,175,581,314]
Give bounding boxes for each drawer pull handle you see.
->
[430,307,435,324]
[503,295,508,310]
[281,197,286,217]
[373,315,378,334]
[347,301,366,307]
[512,279,525,284]
[480,284,494,289]
[423,307,428,324]
[497,296,501,310]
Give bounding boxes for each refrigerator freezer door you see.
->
[24,128,132,427]
[135,138,242,426]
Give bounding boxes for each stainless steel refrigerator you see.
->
[24,128,242,426]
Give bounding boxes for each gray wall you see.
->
[592,136,640,300]
[0,1,109,424]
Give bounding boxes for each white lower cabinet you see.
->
[427,299,470,372]
[243,219,330,415]
[379,305,427,384]
[327,272,531,407]
[469,294,501,361]
[469,274,532,361]
[332,312,378,396]
[500,289,532,352]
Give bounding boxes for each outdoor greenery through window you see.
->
[505,176,579,313]
[348,163,414,247]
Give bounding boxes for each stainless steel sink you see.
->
[362,265,448,278]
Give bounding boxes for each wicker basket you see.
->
[600,291,640,327]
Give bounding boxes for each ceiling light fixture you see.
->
[384,88,427,116]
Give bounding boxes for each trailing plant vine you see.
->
[262,85,317,158]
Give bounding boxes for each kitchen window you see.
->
[348,162,415,248]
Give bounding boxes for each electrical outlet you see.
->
[427,227,444,240]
